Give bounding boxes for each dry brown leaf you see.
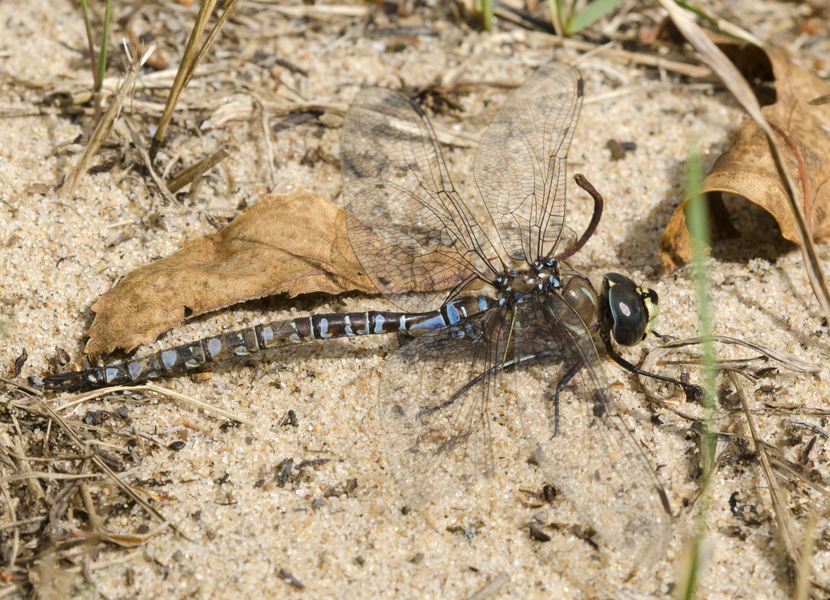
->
[660,48,830,271]
[85,189,375,358]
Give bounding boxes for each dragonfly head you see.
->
[601,273,659,346]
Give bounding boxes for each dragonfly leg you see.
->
[602,332,702,400]
[650,329,678,343]
[396,330,417,348]
[552,356,586,437]
[416,347,585,435]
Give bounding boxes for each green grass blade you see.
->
[95,0,113,94]
[474,0,492,30]
[79,0,98,90]
[675,142,718,599]
[567,0,625,34]
[481,0,493,31]
[685,145,717,476]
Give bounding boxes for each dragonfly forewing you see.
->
[474,61,583,263]
[341,87,498,312]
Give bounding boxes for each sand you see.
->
[1,1,829,598]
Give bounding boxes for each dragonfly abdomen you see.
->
[41,295,495,391]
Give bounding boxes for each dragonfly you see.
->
[41,61,691,570]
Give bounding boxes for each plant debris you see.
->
[82,190,376,359]
[661,47,830,271]
[0,378,174,596]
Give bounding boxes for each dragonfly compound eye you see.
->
[602,273,652,346]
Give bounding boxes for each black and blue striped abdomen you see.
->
[42,295,496,391]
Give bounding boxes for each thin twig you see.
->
[79,482,103,531]
[89,549,142,572]
[123,117,180,206]
[53,382,255,426]
[186,0,242,87]
[251,93,276,190]
[0,516,46,532]
[467,572,511,600]
[33,398,180,537]
[0,483,19,570]
[531,31,713,78]
[166,146,230,193]
[731,371,801,570]
[7,429,45,502]
[795,504,817,600]
[144,382,256,426]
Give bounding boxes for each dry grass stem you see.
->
[467,571,511,600]
[1,472,99,483]
[687,2,766,47]
[186,0,241,85]
[38,405,157,500]
[143,382,256,425]
[644,335,819,374]
[769,457,830,502]
[252,93,277,190]
[52,380,254,425]
[0,482,19,569]
[264,4,368,19]
[88,549,142,572]
[638,335,818,408]
[8,431,46,502]
[0,516,46,532]
[58,44,155,200]
[167,146,231,194]
[530,31,713,78]
[151,0,219,155]
[730,371,801,577]
[795,504,817,600]
[124,117,180,206]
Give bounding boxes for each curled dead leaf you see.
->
[661,48,830,271]
[84,189,375,359]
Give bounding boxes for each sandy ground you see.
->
[1,0,830,598]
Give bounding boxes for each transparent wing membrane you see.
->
[514,291,671,569]
[474,61,583,262]
[379,309,504,506]
[360,62,670,566]
[341,88,499,312]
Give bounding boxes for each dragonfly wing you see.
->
[513,292,671,571]
[474,61,583,262]
[342,87,498,312]
[378,308,511,507]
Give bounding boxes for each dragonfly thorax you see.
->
[494,259,565,306]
